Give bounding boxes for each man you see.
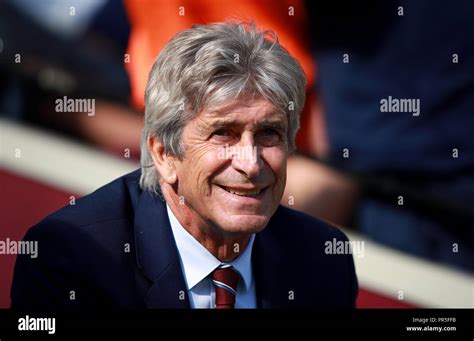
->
[11,22,358,309]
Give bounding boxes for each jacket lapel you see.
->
[252,210,295,309]
[134,190,190,309]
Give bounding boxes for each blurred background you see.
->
[0,0,473,309]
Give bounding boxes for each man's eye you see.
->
[259,129,279,137]
[213,129,231,137]
[256,128,284,146]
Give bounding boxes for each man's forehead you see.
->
[200,100,287,125]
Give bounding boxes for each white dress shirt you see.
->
[167,205,257,309]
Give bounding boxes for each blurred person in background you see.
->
[0,0,142,158]
[294,0,474,272]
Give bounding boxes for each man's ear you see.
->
[147,136,178,185]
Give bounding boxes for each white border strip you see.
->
[0,118,138,194]
[1,118,473,307]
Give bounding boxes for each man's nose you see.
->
[231,135,263,179]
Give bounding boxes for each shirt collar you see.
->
[167,204,255,291]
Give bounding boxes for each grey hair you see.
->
[140,21,307,195]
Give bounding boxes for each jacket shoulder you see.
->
[38,169,141,229]
[10,170,143,309]
[270,205,350,243]
[266,205,359,308]
[18,169,143,264]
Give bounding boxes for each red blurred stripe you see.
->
[0,169,78,308]
[357,288,418,308]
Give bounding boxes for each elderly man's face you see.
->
[173,99,288,235]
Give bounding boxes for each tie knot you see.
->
[212,265,240,309]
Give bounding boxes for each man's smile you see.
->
[215,184,269,203]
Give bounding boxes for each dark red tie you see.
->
[212,265,240,309]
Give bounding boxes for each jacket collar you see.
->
[133,190,190,308]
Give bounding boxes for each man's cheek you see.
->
[263,146,286,162]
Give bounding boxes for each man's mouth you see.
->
[217,185,266,197]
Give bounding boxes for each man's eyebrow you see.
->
[205,119,287,132]
[207,120,239,130]
[257,120,287,132]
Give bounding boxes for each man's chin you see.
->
[218,214,270,234]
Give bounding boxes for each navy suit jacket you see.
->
[11,170,358,310]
